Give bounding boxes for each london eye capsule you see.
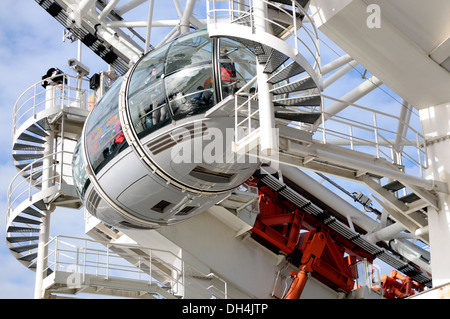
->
[73,30,261,229]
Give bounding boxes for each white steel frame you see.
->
[21,0,450,295]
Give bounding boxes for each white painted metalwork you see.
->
[6,0,450,298]
[12,73,91,139]
[43,235,228,299]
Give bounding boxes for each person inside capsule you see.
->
[219,48,237,98]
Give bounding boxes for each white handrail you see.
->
[12,73,92,141]
[7,150,76,222]
[318,95,428,176]
[206,0,321,76]
[42,235,229,299]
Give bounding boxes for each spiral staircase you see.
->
[7,74,90,270]
[207,0,322,126]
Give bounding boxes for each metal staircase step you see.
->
[13,143,45,152]
[227,36,272,64]
[22,206,45,218]
[18,252,38,262]
[267,61,305,84]
[13,153,43,161]
[16,161,43,171]
[271,20,290,38]
[13,216,42,225]
[232,12,253,27]
[23,170,43,181]
[27,123,49,137]
[17,132,45,144]
[7,236,40,243]
[33,199,47,211]
[264,49,289,74]
[36,118,51,131]
[271,76,316,94]
[399,193,421,204]
[275,111,321,124]
[10,244,39,253]
[382,180,405,192]
[273,94,321,106]
[256,44,273,64]
[7,226,40,233]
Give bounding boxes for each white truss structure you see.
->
[7,0,450,298]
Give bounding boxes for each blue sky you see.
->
[0,0,108,299]
[0,0,425,299]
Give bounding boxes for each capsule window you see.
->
[165,64,215,121]
[218,38,257,99]
[129,78,171,137]
[85,77,128,173]
[165,31,212,75]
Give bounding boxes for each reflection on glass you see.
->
[85,31,260,174]
[165,32,212,75]
[85,77,128,173]
[73,139,89,198]
[128,42,169,97]
[129,79,171,137]
[127,30,217,137]
[165,64,215,120]
[219,38,257,99]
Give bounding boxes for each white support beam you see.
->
[98,0,121,21]
[173,0,183,18]
[323,60,358,88]
[420,102,450,287]
[430,37,450,69]
[69,0,97,26]
[324,75,383,119]
[105,20,181,28]
[393,100,413,164]
[321,54,354,75]
[285,137,441,192]
[369,195,424,235]
[145,0,155,54]
[115,0,147,15]
[365,222,405,243]
[180,0,197,34]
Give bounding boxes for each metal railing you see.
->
[206,0,321,76]
[43,235,228,299]
[317,95,428,178]
[12,73,92,140]
[354,259,383,297]
[232,92,427,181]
[7,150,76,223]
[234,76,259,145]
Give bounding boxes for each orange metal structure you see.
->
[381,270,424,299]
[250,182,368,297]
[250,177,427,299]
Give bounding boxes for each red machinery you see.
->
[250,181,367,297]
[381,270,424,299]
[248,177,424,299]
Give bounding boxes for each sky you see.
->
[0,0,108,299]
[0,0,426,299]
